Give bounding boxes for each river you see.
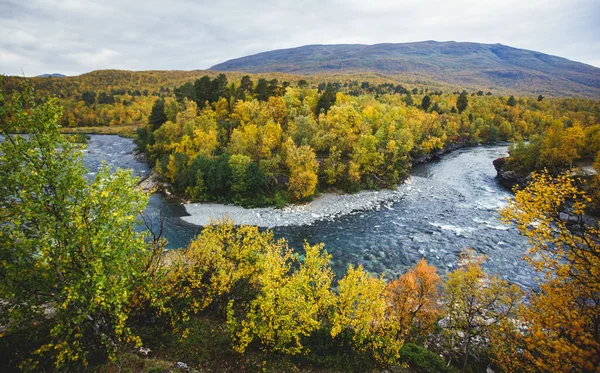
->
[83,135,533,288]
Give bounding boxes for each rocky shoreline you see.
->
[142,142,498,228]
[181,182,411,228]
[492,157,527,190]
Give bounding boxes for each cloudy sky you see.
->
[1,0,599,76]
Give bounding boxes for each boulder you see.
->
[493,157,527,190]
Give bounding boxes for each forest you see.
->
[5,71,599,208]
[136,74,600,208]
[1,77,599,372]
[10,70,596,207]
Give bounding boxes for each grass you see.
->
[60,123,142,138]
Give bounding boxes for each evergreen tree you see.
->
[211,74,228,102]
[81,91,96,106]
[267,79,280,97]
[174,81,196,102]
[240,75,254,93]
[255,78,269,101]
[194,75,212,106]
[148,99,167,130]
[405,92,414,106]
[421,95,431,111]
[97,92,113,104]
[456,91,469,113]
[507,95,517,107]
[316,83,337,114]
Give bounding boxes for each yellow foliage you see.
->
[495,172,600,372]
[284,138,318,200]
[331,265,403,364]
[228,242,334,354]
[443,249,522,371]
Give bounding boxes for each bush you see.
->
[400,343,458,373]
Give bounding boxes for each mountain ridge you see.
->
[36,73,67,78]
[210,41,600,97]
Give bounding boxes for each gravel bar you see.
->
[181,179,413,228]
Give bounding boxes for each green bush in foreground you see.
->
[0,82,158,370]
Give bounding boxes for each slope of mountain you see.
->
[36,73,67,78]
[211,41,600,97]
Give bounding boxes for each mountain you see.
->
[211,41,600,97]
[36,73,67,78]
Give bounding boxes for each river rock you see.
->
[492,157,527,190]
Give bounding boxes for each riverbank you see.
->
[180,141,485,228]
[60,123,141,138]
[182,183,409,228]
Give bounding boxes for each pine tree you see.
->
[421,95,431,111]
[507,95,517,107]
[456,91,468,113]
[148,98,167,130]
[316,83,337,114]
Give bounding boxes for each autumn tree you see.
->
[165,223,273,336]
[227,242,334,354]
[283,138,319,200]
[441,250,522,372]
[331,265,403,364]
[494,172,600,372]
[385,259,442,342]
[0,84,156,369]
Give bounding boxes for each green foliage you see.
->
[506,95,517,107]
[186,154,232,201]
[400,343,459,373]
[456,91,468,113]
[421,94,431,111]
[229,154,267,205]
[0,83,155,369]
[148,98,167,130]
[316,82,337,114]
[81,91,96,105]
[404,92,414,106]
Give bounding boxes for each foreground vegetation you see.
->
[1,82,599,372]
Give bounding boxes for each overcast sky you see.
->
[1,0,599,76]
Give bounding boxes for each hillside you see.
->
[211,41,600,97]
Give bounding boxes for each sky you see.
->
[1,0,599,76]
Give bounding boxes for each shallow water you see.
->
[83,135,533,287]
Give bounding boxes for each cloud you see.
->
[66,48,120,67]
[0,0,598,76]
